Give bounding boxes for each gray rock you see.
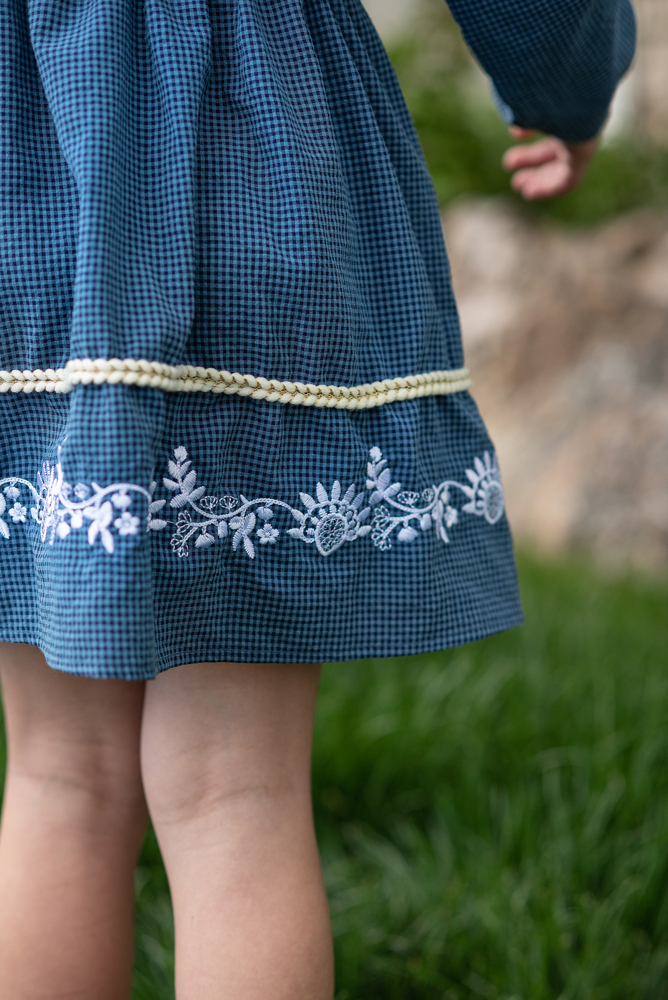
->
[444,198,668,568]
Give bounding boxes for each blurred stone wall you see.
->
[445,200,668,569]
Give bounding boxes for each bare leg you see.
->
[141,661,333,1000]
[0,644,148,1000]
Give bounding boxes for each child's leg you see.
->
[0,643,148,1000]
[141,661,333,1000]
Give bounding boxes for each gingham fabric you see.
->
[0,0,634,679]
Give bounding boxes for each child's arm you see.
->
[445,0,636,144]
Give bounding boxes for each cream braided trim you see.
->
[0,359,471,409]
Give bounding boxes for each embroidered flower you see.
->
[9,503,26,523]
[257,525,279,544]
[462,452,505,525]
[73,483,90,500]
[114,511,141,536]
[111,491,132,509]
[4,486,20,501]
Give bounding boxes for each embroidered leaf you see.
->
[149,499,166,514]
[342,484,356,506]
[168,461,180,478]
[195,532,215,548]
[300,493,317,511]
[170,493,190,508]
[218,521,229,538]
[331,481,341,502]
[357,525,372,537]
[232,530,241,551]
[291,509,305,523]
[366,479,375,490]
[358,507,371,522]
[316,483,329,506]
[186,486,206,504]
[465,469,478,485]
[288,527,303,539]
[369,491,384,507]
[243,535,255,559]
[421,514,432,531]
[87,521,99,546]
[474,456,486,477]
[101,528,115,555]
[352,492,365,510]
[398,526,418,543]
[182,470,198,492]
[148,519,168,531]
[383,482,401,500]
[0,518,9,539]
[461,486,476,500]
[246,512,257,532]
[230,518,242,529]
[377,468,391,491]
[163,478,180,491]
[439,525,450,544]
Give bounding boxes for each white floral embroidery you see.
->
[367,446,504,551]
[0,447,152,554]
[0,446,504,558]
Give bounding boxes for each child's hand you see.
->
[502,126,599,200]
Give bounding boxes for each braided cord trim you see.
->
[0,359,471,409]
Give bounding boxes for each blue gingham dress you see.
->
[0,0,635,678]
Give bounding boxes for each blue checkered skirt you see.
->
[0,0,523,678]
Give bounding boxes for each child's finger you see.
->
[510,159,573,200]
[502,137,563,173]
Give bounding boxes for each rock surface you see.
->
[444,199,668,568]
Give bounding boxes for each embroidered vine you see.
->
[0,446,504,557]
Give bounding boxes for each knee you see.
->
[142,752,309,837]
[6,727,147,838]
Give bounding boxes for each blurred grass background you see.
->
[10,553,652,999]
[389,2,668,226]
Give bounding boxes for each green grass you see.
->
[2,553,668,998]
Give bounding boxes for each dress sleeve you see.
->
[444,0,636,142]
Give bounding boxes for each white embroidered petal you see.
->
[243,535,255,558]
[218,521,229,538]
[420,514,432,531]
[369,490,384,507]
[288,527,303,539]
[174,446,188,461]
[369,447,382,462]
[163,478,180,491]
[299,493,317,512]
[398,526,419,543]
[111,491,132,509]
[168,460,180,478]
[56,521,70,539]
[358,507,371,522]
[0,517,9,539]
[71,510,84,529]
[357,525,372,537]
[114,512,141,536]
[195,532,215,548]
[439,525,450,544]
[148,519,168,531]
[149,499,166,513]
[315,483,329,505]
[474,456,486,477]
[4,486,20,500]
